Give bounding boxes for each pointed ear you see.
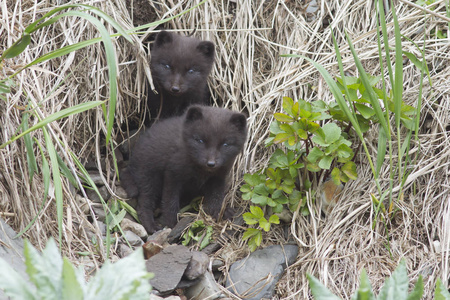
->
[154,31,173,47]
[197,41,215,59]
[185,106,204,123]
[229,113,247,132]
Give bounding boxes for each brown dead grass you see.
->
[0,0,449,298]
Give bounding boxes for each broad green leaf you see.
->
[350,269,375,300]
[240,184,252,193]
[243,212,260,225]
[403,51,427,72]
[259,218,271,232]
[107,209,127,230]
[61,258,84,300]
[274,113,294,122]
[0,255,35,299]
[307,163,321,172]
[342,161,358,180]
[282,97,294,116]
[244,173,264,187]
[250,205,264,219]
[435,278,450,300]
[318,156,333,170]
[377,260,409,300]
[406,275,423,300]
[307,274,341,300]
[254,183,270,196]
[307,147,324,163]
[355,103,375,119]
[268,214,280,224]
[331,168,341,185]
[242,228,261,241]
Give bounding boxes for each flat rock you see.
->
[146,244,192,294]
[226,244,298,300]
[184,251,209,280]
[121,230,144,247]
[86,185,110,204]
[167,216,196,243]
[185,271,224,300]
[121,218,147,239]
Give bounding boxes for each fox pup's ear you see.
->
[155,31,173,47]
[229,113,247,132]
[197,41,215,59]
[185,106,204,122]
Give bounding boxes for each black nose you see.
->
[171,86,180,93]
[207,161,216,168]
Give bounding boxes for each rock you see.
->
[185,271,224,300]
[86,186,110,204]
[147,228,172,244]
[184,251,209,280]
[0,219,26,299]
[226,244,298,300]
[87,172,104,186]
[211,259,224,271]
[146,245,193,294]
[167,216,196,243]
[118,244,133,258]
[143,241,163,259]
[121,230,144,247]
[91,204,106,222]
[121,218,147,239]
[75,194,91,215]
[201,242,221,255]
[115,186,129,199]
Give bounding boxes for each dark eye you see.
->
[162,63,170,69]
[187,69,195,74]
[223,143,229,147]
[194,137,204,144]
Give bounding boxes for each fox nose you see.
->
[171,86,180,93]
[207,161,216,168]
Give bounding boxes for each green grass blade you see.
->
[0,34,31,62]
[376,127,387,177]
[43,128,63,246]
[344,31,389,137]
[0,100,104,149]
[378,0,394,88]
[391,0,403,129]
[21,111,38,183]
[15,139,51,238]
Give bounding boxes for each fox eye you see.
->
[194,137,204,144]
[187,68,195,74]
[223,142,229,147]
[162,63,170,69]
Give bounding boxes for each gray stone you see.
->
[118,244,133,258]
[87,172,104,186]
[121,230,144,247]
[226,244,298,300]
[115,186,129,199]
[91,204,106,222]
[86,185,110,204]
[167,216,196,243]
[185,271,224,300]
[211,259,224,271]
[184,251,209,280]
[0,219,26,299]
[146,245,192,294]
[201,242,221,255]
[120,218,147,239]
[147,228,171,244]
[75,194,91,215]
[149,295,181,300]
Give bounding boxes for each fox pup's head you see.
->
[183,106,247,172]
[150,31,215,96]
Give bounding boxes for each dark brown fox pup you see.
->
[148,31,215,120]
[120,105,247,233]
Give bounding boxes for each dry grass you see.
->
[1,0,449,298]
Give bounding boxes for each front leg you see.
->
[202,176,227,220]
[159,171,182,228]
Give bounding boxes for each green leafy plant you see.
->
[182,220,213,250]
[307,259,450,300]
[0,239,153,300]
[241,97,358,251]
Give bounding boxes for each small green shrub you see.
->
[181,220,213,250]
[0,239,153,300]
[308,259,450,300]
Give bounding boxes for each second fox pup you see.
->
[120,105,247,233]
[148,31,215,120]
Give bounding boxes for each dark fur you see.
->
[121,106,247,233]
[148,31,215,120]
